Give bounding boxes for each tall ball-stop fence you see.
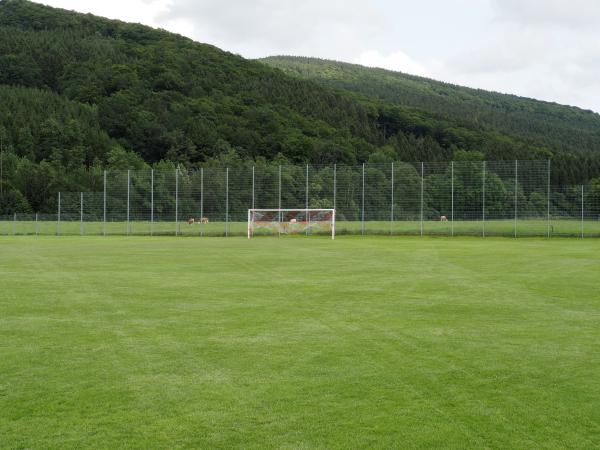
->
[1,161,599,237]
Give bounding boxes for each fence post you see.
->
[451,161,454,237]
[200,167,204,237]
[175,168,179,236]
[150,169,154,236]
[361,163,365,236]
[252,165,255,210]
[35,212,39,236]
[12,212,16,235]
[514,160,518,238]
[333,163,337,211]
[390,162,394,235]
[278,165,282,236]
[305,164,309,235]
[420,162,424,237]
[305,164,309,211]
[304,164,309,235]
[482,161,486,237]
[581,185,584,239]
[103,170,107,236]
[57,192,61,236]
[278,165,282,212]
[126,169,130,236]
[225,167,229,237]
[80,191,84,236]
[547,159,551,238]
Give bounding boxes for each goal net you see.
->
[248,209,335,239]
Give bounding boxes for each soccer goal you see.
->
[248,209,335,239]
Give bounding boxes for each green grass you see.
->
[1,219,600,237]
[1,236,600,449]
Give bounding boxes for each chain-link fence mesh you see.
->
[584,182,600,237]
[3,161,600,237]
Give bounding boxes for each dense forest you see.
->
[0,0,600,214]
[261,57,600,183]
[261,57,600,154]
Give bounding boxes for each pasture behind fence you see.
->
[1,161,600,237]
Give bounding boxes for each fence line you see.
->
[547,159,551,239]
[514,160,518,238]
[2,160,600,237]
[420,162,424,237]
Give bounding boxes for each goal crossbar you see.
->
[248,209,336,212]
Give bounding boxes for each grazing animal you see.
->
[187,217,209,225]
[440,215,448,222]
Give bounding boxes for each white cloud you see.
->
[493,0,600,28]
[37,0,171,28]
[156,0,386,59]
[354,50,431,78]
[432,0,600,111]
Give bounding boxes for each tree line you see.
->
[1,1,600,215]
[5,151,599,222]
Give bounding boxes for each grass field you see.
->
[1,218,600,237]
[1,236,600,449]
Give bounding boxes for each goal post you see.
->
[248,209,335,239]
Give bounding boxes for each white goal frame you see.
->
[248,209,335,239]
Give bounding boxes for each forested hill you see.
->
[0,0,599,213]
[0,0,384,167]
[261,56,600,169]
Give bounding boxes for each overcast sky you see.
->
[39,0,600,112]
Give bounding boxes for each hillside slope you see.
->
[0,0,599,213]
[0,0,388,166]
[261,56,600,175]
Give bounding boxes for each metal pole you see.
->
[482,161,486,237]
[547,159,551,238]
[386,162,394,235]
[390,162,394,235]
[514,160,518,238]
[225,167,229,237]
[103,170,107,236]
[332,209,336,240]
[80,192,84,236]
[0,135,3,196]
[200,168,204,237]
[420,162,424,237]
[13,212,16,235]
[333,163,337,211]
[127,169,130,235]
[306,164,309,236]
[451,161,454,237]
[581,185,584,239]
[175,168,179,236]
[361,163,365,236]
[252,166,255,210]
[278,165,282,237]
[150,169,154,236]
[57,192,61,236]
[278,165,282,214]
[35,212,39,236]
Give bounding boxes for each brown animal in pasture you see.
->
[188,217,209,224]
